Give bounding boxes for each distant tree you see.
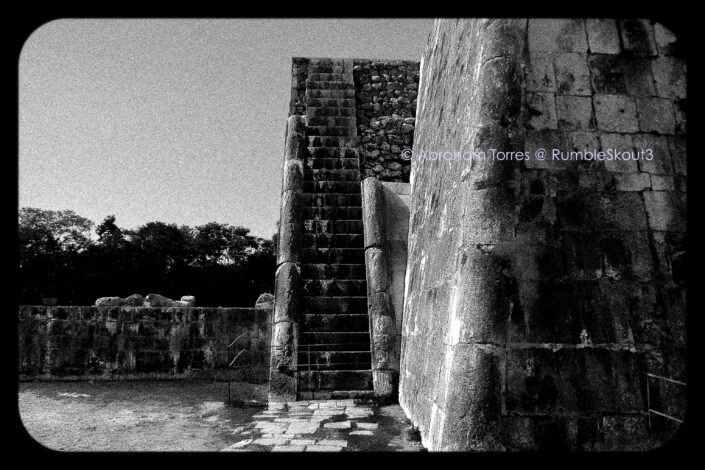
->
[18,207,94,303]
[95,215,125,249]
[18,207,276,307]
[19,207,93,261]
[129,221,194,270]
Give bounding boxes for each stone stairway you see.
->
[297,59,373,397]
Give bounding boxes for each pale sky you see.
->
[19,19,433,238]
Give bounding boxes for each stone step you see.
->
[307,65,353,74]
[302,314,370,332]
[302,279,367,296]
[309,58,353,66]
[304,169,361,183]
[303,181,361,193]
[306,115,357,127]
[306,126,357,137]
[300,332,370,350]
[297,390,375,400]
[307,136,359,147]
[301,263,366,280]
[301,248,365,264]
[303,206,362,220]
[307,73,354,83]
[305,97,356,108]
[306,80,355,90]
[305,158,360,170]
[297,351,372,371]
[307,147,361,159]
[298,370,373,391]
[302,233,364,249]
[306,88,356,99]
[307,107,356,117]
[303,219,363,234]
[301,296,367,315]
[302,193,362,207]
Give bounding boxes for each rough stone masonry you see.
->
[399,18,686,451]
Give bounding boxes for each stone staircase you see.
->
[297,59,373,398]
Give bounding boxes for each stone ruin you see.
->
[95,294,196,308]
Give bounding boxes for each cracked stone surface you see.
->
[219,399,424,452]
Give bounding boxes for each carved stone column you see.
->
[269,114,306,402]
[361,176,398,400]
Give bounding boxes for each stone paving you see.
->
[221,399,424,452]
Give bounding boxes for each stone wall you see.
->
[399,18,686,451]
[353,60,420,182]
[18,305,272,382]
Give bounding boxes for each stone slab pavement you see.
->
[221,399,425,452]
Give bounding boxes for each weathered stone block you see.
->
[632,134,673,174]
[643,191,686,231]
[586,19,620,54]
[636,97,676,134]
[553,53,590,95]
[588,54,626,94]
[368,291,393,318]
[593,94,639,133]
[653,22,679,56]
[622,57,656,96]
[528,19,588,53]
[613,172,651,192]
[526,92,557,130]
[588,192,648,231]
[461,187,517,244]
[273,262,300,323]
[361,177,385,248]
[619,19,657,56]
[365,247,390,294]
[652,57,686,100]
[281,159,303,193]
[600,133,638,172]
[556,95,593,130]
[667,136,686,176]
[438,343,504,450]
[144,294,176,307]
[95,297,124,307]
[602,416,651,450]
[525,54,556,92]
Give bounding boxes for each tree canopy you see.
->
[18,208,276,307]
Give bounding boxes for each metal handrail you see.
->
[226,332,251,404]
[646,373,686,430]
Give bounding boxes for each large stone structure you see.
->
[398,18,686,450]
[271,18,686,451]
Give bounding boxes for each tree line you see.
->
[18,207,277,307]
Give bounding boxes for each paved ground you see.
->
[18,381,424,452]
[222,399,424,452]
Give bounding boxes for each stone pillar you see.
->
[269,114,306,402]
[361,176,398,400]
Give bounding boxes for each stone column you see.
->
[269,114,306,402]
[361,176,398,400]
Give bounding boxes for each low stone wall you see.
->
[18,305,272,382]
